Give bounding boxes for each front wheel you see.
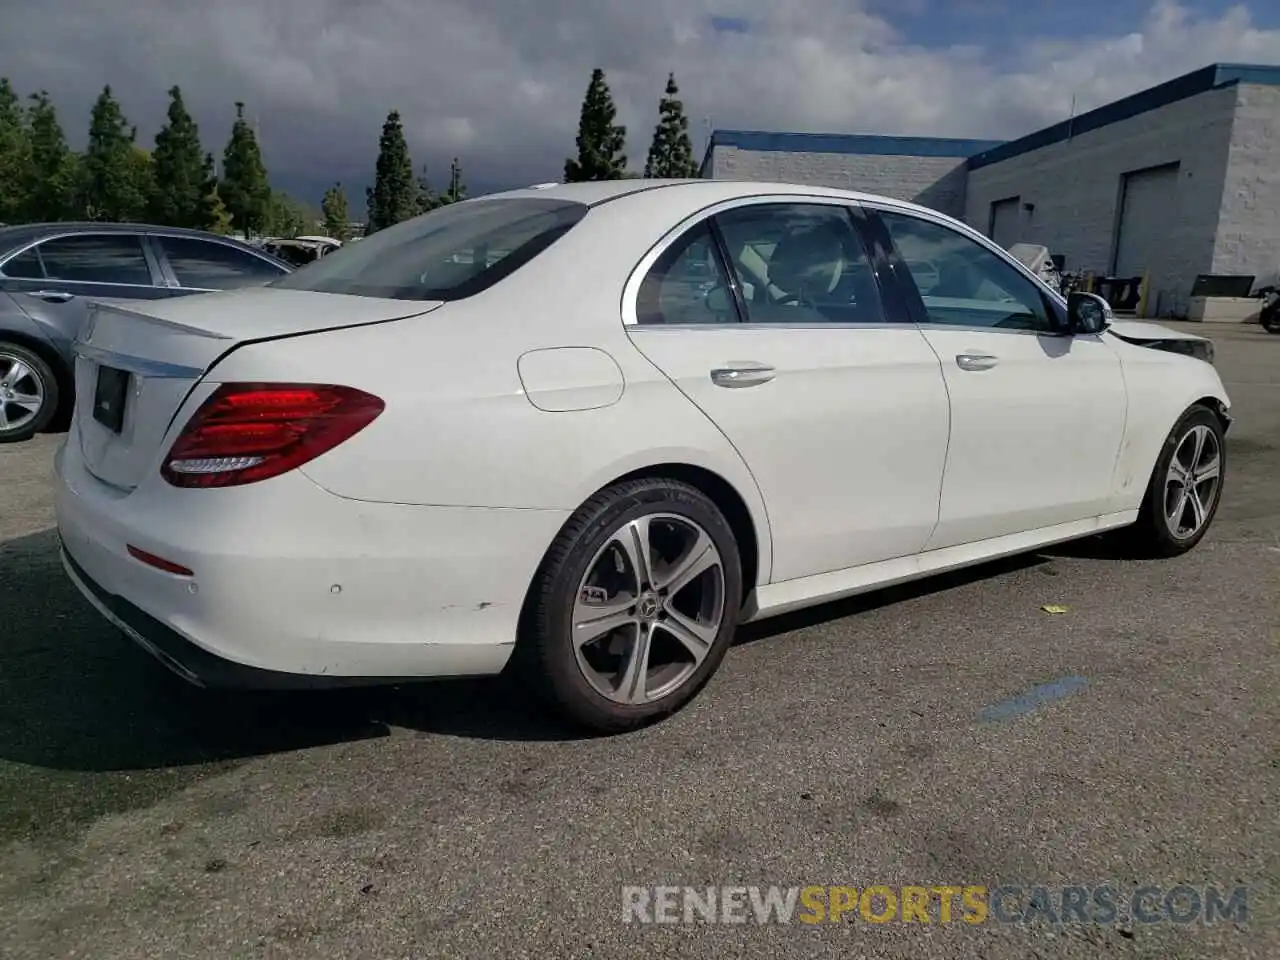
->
[517,478,743,733]
[1261,305,1280,333]
[1127,405,1226,557]
[0,342,59,444]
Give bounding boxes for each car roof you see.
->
[485,178,949,220]
[0,221,268,254]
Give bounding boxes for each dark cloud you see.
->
[1,0,1277,204]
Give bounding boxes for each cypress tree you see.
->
[365,110,416,232]
[81,85,146,221]
[220,102,271,236]
[0,79,31,223]
[321,182,350,240]
[23,91,78,221]
[643,73,699,179]
[564,68,627,182]
[150,86,210,227]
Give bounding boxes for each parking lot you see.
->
[0,322,1276,959]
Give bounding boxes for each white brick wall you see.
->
[1214,84,1280,288]
[707,145,972,218]
[963,86,1239,318]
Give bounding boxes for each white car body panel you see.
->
[917,328,1127,548]
[630,325,949,582]
[52,178,1231,684]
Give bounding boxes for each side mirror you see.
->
[1067,291,1112,334]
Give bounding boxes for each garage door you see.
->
[1113,163,1179,278]
[989,197,1021,248]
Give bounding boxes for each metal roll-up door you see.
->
[989,197,1021,249]
[1113,163,1179,278]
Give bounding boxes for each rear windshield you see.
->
[271,198,587,301]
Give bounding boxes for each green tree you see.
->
[437,157,467,205]
[0,78,31,223]
[264,190,307,237]
[22,91,79,221]
[412,163,437,215]
[564,68,627,182]
[201,172,233,235]
[81,85,147,221]
[150,86,212,227]
[321,182,350,240]
[643,73,699,179]
[365,109,417,232]
[220,101,271,236]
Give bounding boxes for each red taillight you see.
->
[161,383,384,488]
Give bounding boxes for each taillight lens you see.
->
[161,383,384,488]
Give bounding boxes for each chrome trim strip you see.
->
[72,343,205,379]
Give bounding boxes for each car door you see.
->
[625,198,951,584]
[0,231,165,354]
[870,206,1128,549]
[149,234,291,293]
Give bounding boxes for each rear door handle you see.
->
[711,363,776,388]
[31,290,75,303]
[955,353,998,371]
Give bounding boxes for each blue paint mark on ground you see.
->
[710,15,750,34]
[980,676,1089,722]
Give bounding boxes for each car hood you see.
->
[1107,319,1207,343]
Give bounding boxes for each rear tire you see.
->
[0,342,58,444]
[1125,404,1225,558]
[517,477,743,734]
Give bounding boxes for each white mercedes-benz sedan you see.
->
[54,179,1230,732]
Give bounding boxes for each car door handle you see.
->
[955,353,999,371]
[31,289,75,303]
[711,363,776,388]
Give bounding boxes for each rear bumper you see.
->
[61,545,378,690]
[54,432,569,685]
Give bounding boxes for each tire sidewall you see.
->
[0,343,58,443]
[540,482,743,728]
[1146,405,1225,552]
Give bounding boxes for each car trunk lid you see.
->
[73,287,441,491]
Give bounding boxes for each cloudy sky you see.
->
[2,0,1279,204]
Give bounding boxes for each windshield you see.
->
[271,198,587,300]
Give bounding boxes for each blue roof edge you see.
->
[699,62,1280,177]
[967,62,1280,170]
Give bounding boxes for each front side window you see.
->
[878,210,1052,331]
[713,203,885,325]
[271,198,587,301]
[157,236,286,289]
[34,234,153,286]
[636,222,740,325]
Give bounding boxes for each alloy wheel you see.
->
[572,512,726,705]
[0,352,45,435]
[1163,423,1221,540]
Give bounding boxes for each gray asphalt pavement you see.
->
[1,323,1277,959]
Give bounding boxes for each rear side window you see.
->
[34,234,153,286]
[272,198,588,301]
[156,236,286,289]
[1,248,44,278]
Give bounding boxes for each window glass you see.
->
[271,198,587,301]
[157,236,287,289]
[1,248,44,279]
[878,211,1051,331]
[35,234,153,286]
[636,222,739,325]
[713,203,885,324]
